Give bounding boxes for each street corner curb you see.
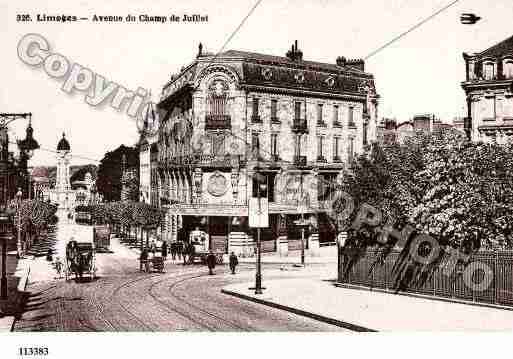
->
[221,287,376,332]
[0,316,16,332]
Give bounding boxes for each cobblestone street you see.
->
[13,217,344,332]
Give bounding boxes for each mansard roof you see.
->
[468,34,513,60]
[160,45,376,106]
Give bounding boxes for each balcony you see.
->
[316,156,327,163]
[251,115,262,123]
[348,122,357,129]
[333,156,342,163]
[293,155,307,167]
[205,115,231,130]
[333,122,342,128]
[169,154,243,167]
[271,117,281,124]
[292,118,308,133]
[317,121,327,128]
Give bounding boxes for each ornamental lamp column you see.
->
[16,189,22,259]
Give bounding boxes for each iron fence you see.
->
[338,249,513,307]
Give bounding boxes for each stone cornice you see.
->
[241,84,367,101]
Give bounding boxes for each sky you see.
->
[1,0,512,166]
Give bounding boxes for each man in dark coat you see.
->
[170,242,176,261]
[140,248,149,272]
[188,243,196,265]
[229,252,238,274]
[161,241,168,261]
[182,242,189,265]
[206,251,216,275]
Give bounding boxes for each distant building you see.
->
[31,167,50,201]
[462,35,513,143]
[138,103,159,205]
[378,114,453,144]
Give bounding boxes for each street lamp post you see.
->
[0,212,11,299]
[16,189,22,259]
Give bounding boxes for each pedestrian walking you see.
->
[182,242,189,265]
[150,239,157,257]
[170,242,178,261]
[140,248,150,272]
[177,241,183,261]
[229,252,238,274]
[161,241,168,261]
[54,257,63,279]
[206,251,216,275]
[189,242,196,265]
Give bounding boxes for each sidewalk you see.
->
[222,277,513,331]
[234,246,338,265]
[1,211,93,331]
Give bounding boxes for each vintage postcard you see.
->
[1,0,512,357]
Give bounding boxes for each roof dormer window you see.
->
[483,61,495,80]
[504,59,513,79]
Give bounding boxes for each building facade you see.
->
[155,42,379,255]
[462,35,513,143]
[139,104,159,205]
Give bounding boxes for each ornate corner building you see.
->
[153,41,379,256]
[462,35,513,143]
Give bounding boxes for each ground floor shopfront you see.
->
[160,205,337,257]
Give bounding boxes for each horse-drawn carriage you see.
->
[65,241,96,281]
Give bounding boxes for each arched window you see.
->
[206,79,230,129]
[483,62,495,80]
[504,60,513,79]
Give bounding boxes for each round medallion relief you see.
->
[207,171,228,197]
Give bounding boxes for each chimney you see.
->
[286,40,303,62]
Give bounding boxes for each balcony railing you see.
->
[348,122,357,129]
[292,118,308,133]
[251,115,262,123]
[333,122,342,128]
[333,156,342,163]
[205,115,231,130]
[168,154,243,167]
[316,156,327,163]
[271,117,281,124]
[293,155,307,167]
[317,121,327,128]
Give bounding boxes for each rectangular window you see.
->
[334,137,340,159]
[348,106,355,127]
[333,105,339,124]
[317,136,324,158]
[295,101,301,119]
[251,132,260,155]
[363,123,368,145]
[271,99,278,121]
[252,98,260,120]
[271,133,278,156]
[348,137,354,162]
[317,104,323,124]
